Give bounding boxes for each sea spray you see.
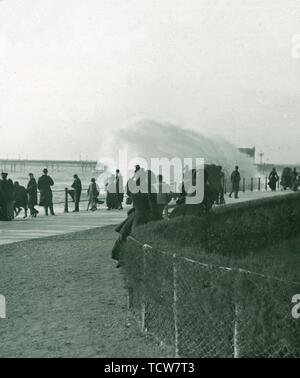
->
[95,119,255,187]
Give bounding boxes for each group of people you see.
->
[268,167,299,192]
[112,164,215,267]
[105,170,124,211]
[0,168,55,221]
[0,167,128,221]
[227,165,300,198]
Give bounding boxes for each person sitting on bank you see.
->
[112,167,160,267]
[170,168,216,218]
[38,168,55,216]
[155,174,172,218]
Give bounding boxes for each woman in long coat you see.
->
[27,173,39,217]
[268,168,279,192]
[87,178,99,211]
[38,168,55,216]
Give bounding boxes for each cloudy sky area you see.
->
[0,0,299,163]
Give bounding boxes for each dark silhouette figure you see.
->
[13,181,28,218]
[106,174,118,210]
[171,168,216,218]
[115,169,124,210]
[38,168,55,216]
[87,178,99,211]
[156,174,172,218]
[292,168,299,191]
[268,168,279,192]
[71,174,82,212]
[0,172,14,221]
[27,173,39,217]
[229,166,241,199]
[112,168,160,267]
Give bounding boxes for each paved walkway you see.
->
[0,209,127,246]
[0,189,294,246]
[224,188,292,205]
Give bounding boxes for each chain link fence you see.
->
[122,237,300,358]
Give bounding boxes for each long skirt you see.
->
[39,190,53,207]
[0,201,14,221]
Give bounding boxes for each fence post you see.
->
[141,245,151,333]
[242,178,245,192]
[234,303,240,358]
[125,293,131,328]
[64,188,69,213]
[250,178,253,192]
[172,253,179,358]
[258,177,261,191]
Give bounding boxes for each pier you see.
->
[0,159,99,174]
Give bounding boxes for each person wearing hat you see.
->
[0,172,15,221]
[37,168,55,216]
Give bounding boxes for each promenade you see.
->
[0,189,292,246]
[0,209,127,246]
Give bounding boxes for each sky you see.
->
[0,0,299,163]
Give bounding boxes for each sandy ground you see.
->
[0,226,172,358]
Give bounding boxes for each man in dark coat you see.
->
[13,181,28,218]
[38,168,55,216]
[0,172,15,221]
[27,173,39,217]
[71,174,82,212]
[115,169,124,210]
[229,166,241,199]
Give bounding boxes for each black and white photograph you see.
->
[0,0,300,361]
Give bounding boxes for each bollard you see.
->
[258,177,261,191]
[64,188,69,213]
[265,176,268,191]
[251,178,253,192]
[243,178,245,192]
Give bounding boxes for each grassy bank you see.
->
[131,192,300,280]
